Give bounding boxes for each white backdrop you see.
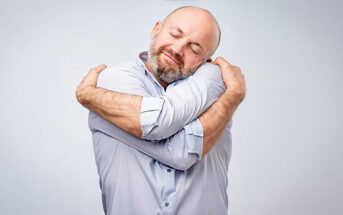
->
[1,0,342,214]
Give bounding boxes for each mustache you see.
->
[156,47,184,65]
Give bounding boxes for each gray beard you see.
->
[147,43,195,84]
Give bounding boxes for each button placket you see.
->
[161,165,175,212]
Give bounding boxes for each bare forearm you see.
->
[77,86,143,137]
[199,91,241,157]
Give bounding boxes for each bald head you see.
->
[162,6,221,56]
[147,6,222,85]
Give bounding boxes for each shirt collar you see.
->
[136,51,149,74]
[136,51,164,87]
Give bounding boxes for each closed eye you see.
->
[191,48,198,54]
[190,44,200,55]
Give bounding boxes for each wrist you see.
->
[224,88,245,104]
[76,85,94,106]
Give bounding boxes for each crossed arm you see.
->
[76,59,245,169]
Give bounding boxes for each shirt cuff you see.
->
[140,96,164,138]
[184,118,204,160]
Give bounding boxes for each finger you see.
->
[80,64,107,87]
[213,57,230,66]
[90,64,107,75]
[212,57,223,65]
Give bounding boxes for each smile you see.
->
[162,52,179,65]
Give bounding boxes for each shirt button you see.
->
[167,169,171,172]
[165,202,169,207]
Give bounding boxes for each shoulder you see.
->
[197,62,221,72]
[193,63,221,78]
[167,62,225,96]
[97,60,146,92]
[182,62,224,87]
[100,60,140,79]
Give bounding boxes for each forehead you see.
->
[163,10,215,35]
[162,11,217,51]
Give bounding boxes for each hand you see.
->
[75,64,107,104]
[212,57,246,102]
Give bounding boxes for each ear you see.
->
[206,58,213,62]
[150,21,162,39]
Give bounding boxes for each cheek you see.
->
[183,55,202,69]
[153,34,174,50]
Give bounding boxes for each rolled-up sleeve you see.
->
[183,118,203,161]
[140,63,226,141]
[140,96,165,137]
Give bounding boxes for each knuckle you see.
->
[216,57,225,63]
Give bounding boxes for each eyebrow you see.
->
[172,27,204,51]
[176,27,183,34]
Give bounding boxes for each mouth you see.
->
[162,52,179,65]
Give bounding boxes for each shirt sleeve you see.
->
[90,112,202,170]
[140,63,226,141]
[89,63,204,169]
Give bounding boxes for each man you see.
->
[76,6,245,215]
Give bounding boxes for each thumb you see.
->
[81,64,107,88]
[90,64,107,75]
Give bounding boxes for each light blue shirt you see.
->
[89,51,233,215]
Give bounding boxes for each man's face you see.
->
[148,9,219,83]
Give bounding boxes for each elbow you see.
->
[141,122,174,141]
[142,132,167,141]
[169,154,198,171]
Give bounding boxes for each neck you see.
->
[145,60,169,89]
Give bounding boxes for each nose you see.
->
[171,39,187,58]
